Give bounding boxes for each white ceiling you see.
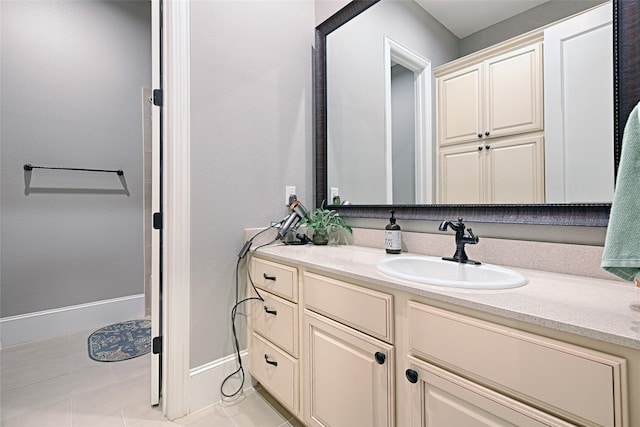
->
[415,0,549,38]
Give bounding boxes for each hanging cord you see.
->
[220,226,280,399]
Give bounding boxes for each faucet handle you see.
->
[466,228,479,243]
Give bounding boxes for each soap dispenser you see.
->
[385,210,401,254]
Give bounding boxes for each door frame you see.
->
[383,36,432,204]
[158,0,191,420]
[150,0,161,407]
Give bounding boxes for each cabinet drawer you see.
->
[252,290,298,357]
[304,272,393,343]
[250,332,299,415]
[407,355,576,427]
[408,302,626,427]
[252,258,298,302]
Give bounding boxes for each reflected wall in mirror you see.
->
[315,0,640,226]
[326,0,611,206]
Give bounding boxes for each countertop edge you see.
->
[250,244,640,351]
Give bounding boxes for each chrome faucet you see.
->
[438,218,481,265]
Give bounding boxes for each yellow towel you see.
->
[602,101,640,281]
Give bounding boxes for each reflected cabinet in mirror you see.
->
[315,0,640,225]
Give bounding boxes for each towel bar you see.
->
[23,164,124,176]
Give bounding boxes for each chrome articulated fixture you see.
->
[438,218,481,265]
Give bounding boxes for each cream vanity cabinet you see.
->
[436,41,543,146]
[249,255,629,427]
[249,258,300,415]
[405,302,627,427]
[435,39,544,204]
[302,272,395,427]
[438,133,544,204]
[249,258,395,426]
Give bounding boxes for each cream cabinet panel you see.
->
[437,42,542,146]
[484,43,543,139]
[408,302,627,427]
[438,134,544,204]
[487,134,544,203]
[438,144,483,204]
[250,332,299,415]
[406,356,576,427]
[252,257,298,302]
[303,309,394,427]
[304,272,393,343]
[437,64,483,146]
[251,290,298,357]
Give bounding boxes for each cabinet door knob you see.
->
[263,306,277,315]
[485,131,490,136]
[264,354,278,366]
[477,133,483,138]
[374,352,386,364]
[263,273,276,281]
[477,146,483,151]
[406,369,419,384]
[485,144,491,150]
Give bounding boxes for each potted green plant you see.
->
[300,201,352,245]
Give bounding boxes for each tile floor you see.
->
[0,329,301,427]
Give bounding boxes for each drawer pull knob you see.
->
[264,306,277,315]
[406,369,418,384]
[264,354,278,367]
[374,352,386,365]
[263,273,277,281]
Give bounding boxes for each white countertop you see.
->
[253,243,640,350]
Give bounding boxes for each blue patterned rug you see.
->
[88,319,151,362]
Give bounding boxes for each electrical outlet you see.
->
[285,186,296,205]
[330,187,339,201]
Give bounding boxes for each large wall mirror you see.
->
[315,0,640,226]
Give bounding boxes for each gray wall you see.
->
[391,65,416,204]
[327,0,458,204]
[184,0,612,373]
[190,1,313,367]
[460,0,606,56]
[315,0,351,27]
[1,1,150,317]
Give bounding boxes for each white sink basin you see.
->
[375,256,527,290]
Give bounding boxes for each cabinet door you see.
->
[484,43,543,139]
[303,310,394,427]
[485,134,544,203]
[406,356,576,427]
[437,63,483,146]
[437,143,484,204]
[438,135,544,204]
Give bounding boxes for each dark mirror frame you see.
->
[315,0,638,226]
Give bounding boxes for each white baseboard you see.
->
[189,350,252,413]
[0,294,145,348]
